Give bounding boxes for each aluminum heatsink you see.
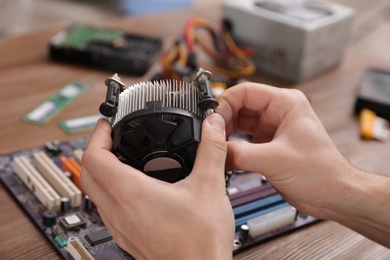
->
[99,69,218,182]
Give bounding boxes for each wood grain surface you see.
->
[0,1,389,259]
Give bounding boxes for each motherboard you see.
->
[0,136,317,259]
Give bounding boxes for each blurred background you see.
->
[0,0,211,37]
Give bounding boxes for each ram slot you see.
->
[247,206,297,239]
[72,149,83,165]
[233,194,285,231]
[12,156,61,211]
[67,237,94,260]
[229,183,277,207]
[33,152,82,207]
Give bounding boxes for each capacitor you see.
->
[44,141,61,156]
[61,197,70,213]
[239,224,249,242]
[84,195,94,211]
[43,210,57,227]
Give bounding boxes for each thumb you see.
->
[226,141,282,176]
[189,113,227,190]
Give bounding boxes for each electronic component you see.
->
[89,214,99,224]
[0,136,317,258]
[55,236,68,248]
[223,0,354,82]
[43,210,57,227]
[51,225,64,236]
[85,228,113,246]
[49,24,162,76]
[100,69,218,183]
[84,195,94,212]
[64,171,72,179]
[161,17,255,81]
[60,156,83,193]
[33,151,82,207]
[66,237,94,260]
[239,224,249,242]
[359,109,390,141]
[22,82,88,125]
[58,114,105,134]
[233,194,286,230]
[12,156,61,211]
[52,225,67,248]
[229,182,277,207]
[44,140,62,156]
[247,206,297,238]
[59,214,86,231]
[354,68,390,121]
[61,197,70,213]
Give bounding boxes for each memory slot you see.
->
[235,202,290,231]
[229,183,278,207]
[33,151,82,207]
[233,194,285,231]
[234,193,284,219]
[247,206,297,239]
[12,156,61,211]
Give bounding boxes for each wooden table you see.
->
[1,2,390,259]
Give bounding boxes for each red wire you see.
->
[183,18,197,52]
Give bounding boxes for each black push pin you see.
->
[99,73,126,117]
[194,68,219,111]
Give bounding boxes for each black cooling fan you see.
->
[99,69,218,183]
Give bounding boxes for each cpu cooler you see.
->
[99,69,218,182]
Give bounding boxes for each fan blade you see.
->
[170,118,198,146]
[138,117,177,145]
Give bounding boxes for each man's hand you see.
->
[81,114,235,259]
[216,83,390,247]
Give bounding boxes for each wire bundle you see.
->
[162,17,256,81]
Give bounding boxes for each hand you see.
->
[81,115,235,260]
[216,82,355,219]
[216,83,390,247]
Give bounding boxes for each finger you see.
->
[226,140,285,175]
[85,118,112,151]
[230,114,277,143]
[189,113,227,192]
[80,166,114,210]
[216,83,274,127]
[82,118,121,177]
[216,83,295,134]
[82,118,151,193]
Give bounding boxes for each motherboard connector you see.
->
[247,206,297,238]
[66,237,94,260]
[12,156,61,211]
[33,152,82,207]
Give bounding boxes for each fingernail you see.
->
[207,113,225,132]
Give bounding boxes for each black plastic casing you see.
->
[354,68,390,120]
[49,27,162,76]
[112,105,203,183]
